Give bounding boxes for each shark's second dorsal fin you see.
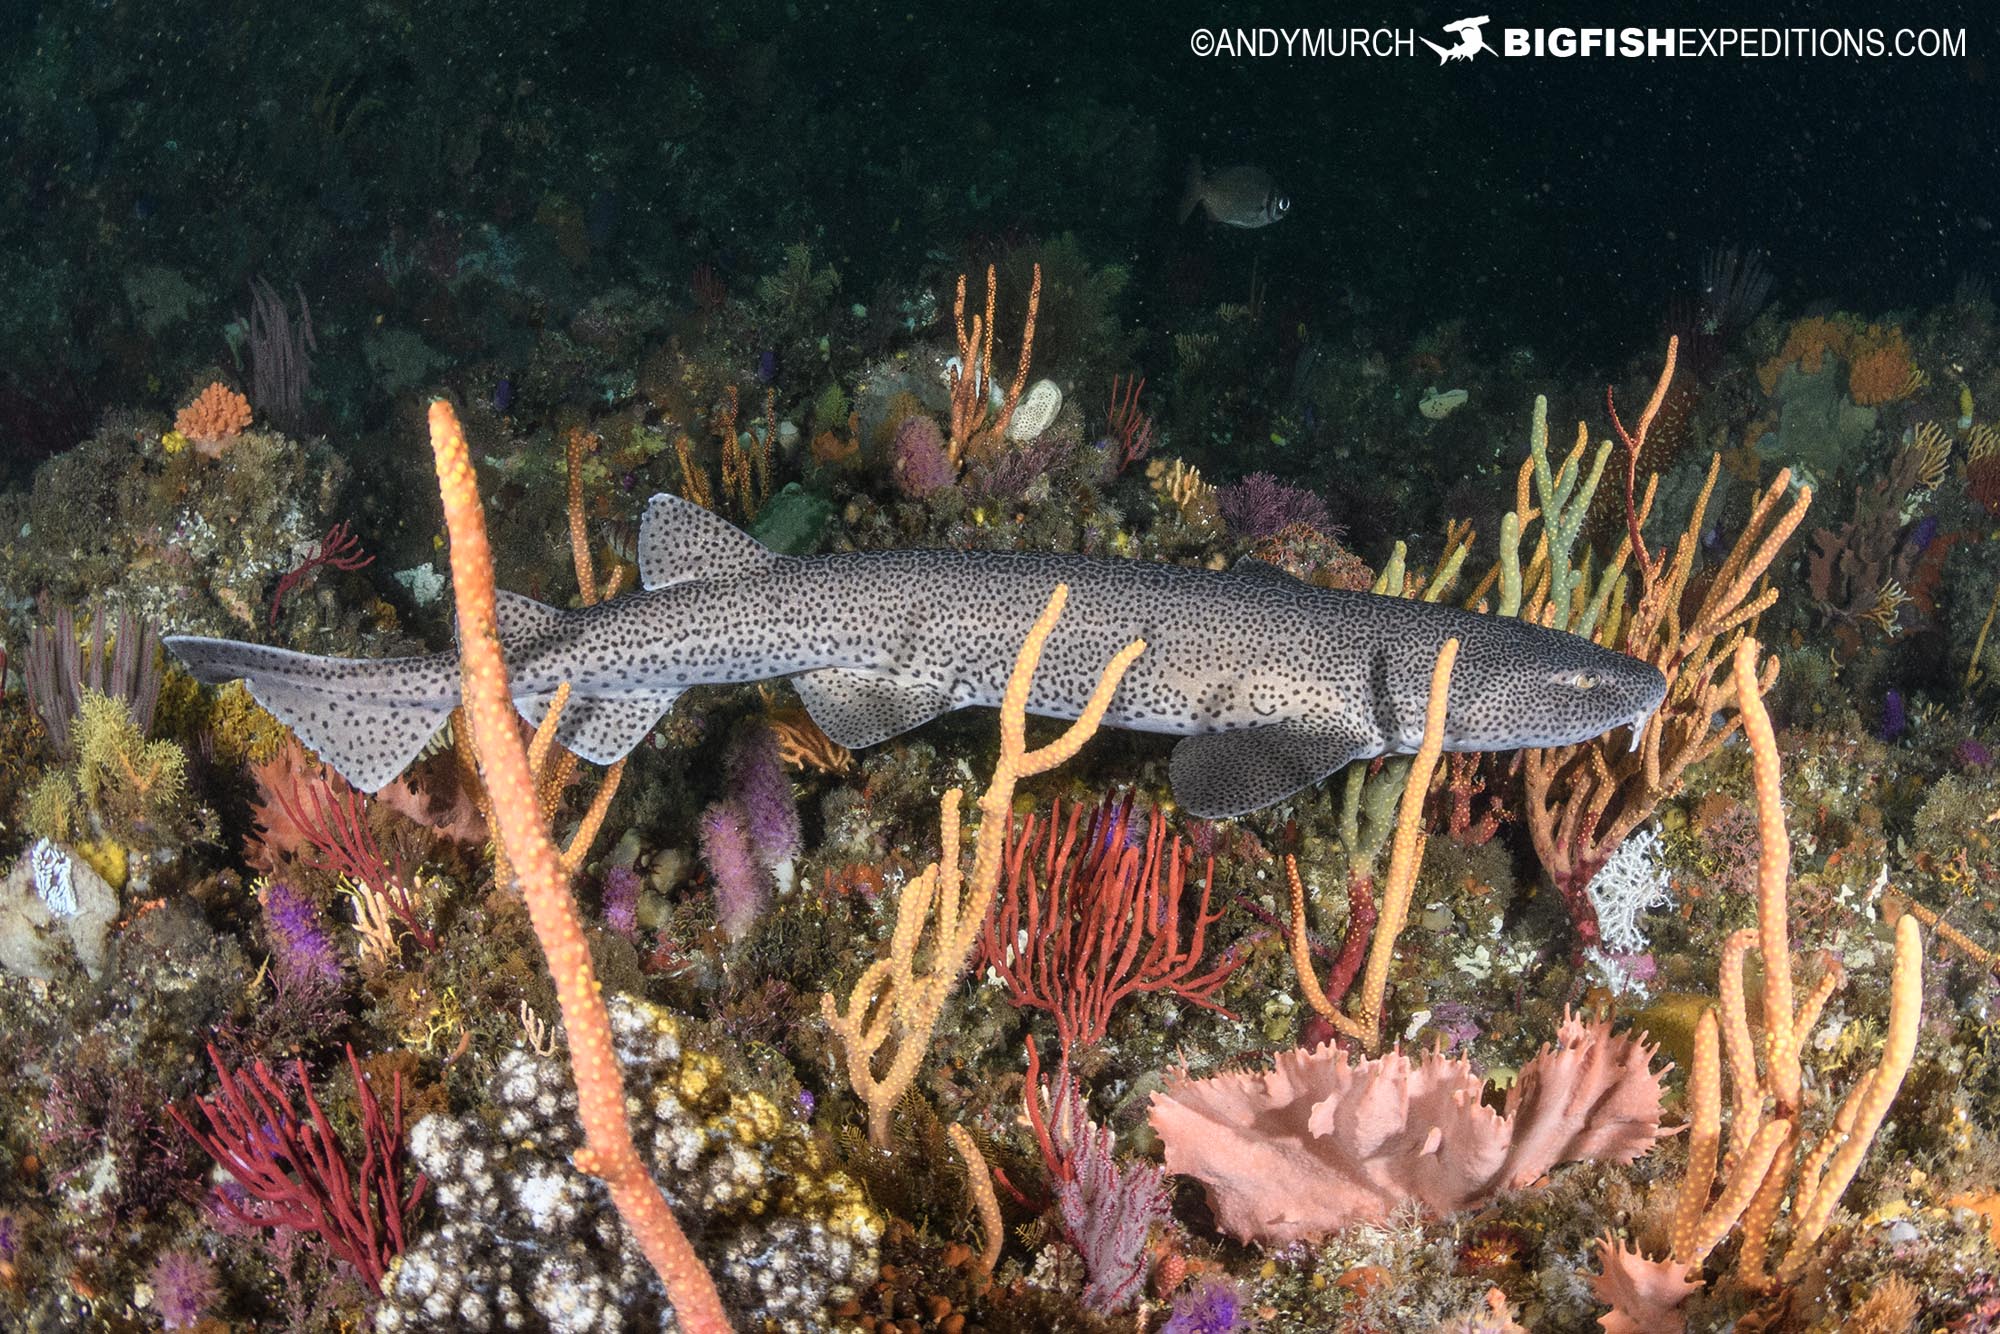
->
[638,493,777,590]
[494,590,565,646]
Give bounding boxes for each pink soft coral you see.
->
[1590,1235,1699,1334]
[1148,1013,1667,1246]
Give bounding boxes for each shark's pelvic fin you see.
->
[552,692,685,764]
[792,669,953,749]
[163,636,457,793]
[638,492,778,590]
[1168,720,1369,818]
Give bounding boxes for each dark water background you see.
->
[0,0,1993,478]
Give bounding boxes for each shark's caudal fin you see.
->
[163,496,775,789]
[164,637,460,793]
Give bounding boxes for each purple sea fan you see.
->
[1880,688,1907,742]
[699,801,768,941]
[1215,473,1334,542]
[147,1247,218,1330]
[729,726,801,866]
[261,881,343,988]
[891,414,955,498]
[1037,1065,1171,1313]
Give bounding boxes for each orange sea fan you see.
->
[175,381,253,453]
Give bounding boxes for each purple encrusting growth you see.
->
[1161,1276,1252,1334]
[699,801,766,941]
[261,881,343,987]
[1881,688,1907,742]
[1215,472,1334,541]
[729,726,802,865]
[147,1247,219,1330]
[891,414,954,499]
[602,865,642,938]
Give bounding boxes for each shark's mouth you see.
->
[1626,706,1657,752]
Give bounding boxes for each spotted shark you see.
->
[164,494,1666,819]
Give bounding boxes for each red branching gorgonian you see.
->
[978,792,1239,1058]
[269,520,374,626]
[169,1044,426,1295]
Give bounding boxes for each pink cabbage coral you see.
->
[1589,1235,1700,1334]
[1148,1013,1667,1246]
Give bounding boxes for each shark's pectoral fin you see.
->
[1169,722,1368,819]
[792,668,952,749]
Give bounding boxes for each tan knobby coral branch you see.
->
[946,1122,1003,1278]
[1605,636,1922,1319]
[1290,637,1459,1055]
[429,400,731,1331]
[822,584,1144,1146]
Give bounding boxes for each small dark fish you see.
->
[1179,158,1289,229]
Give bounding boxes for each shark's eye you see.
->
[1570,672,1597,689]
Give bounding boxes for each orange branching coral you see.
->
[1515,341,1813,947]
[947,262,1041,464]
[1588,641,1924,1325]
[176,382,253,453]
[1148,1012,1666,1246]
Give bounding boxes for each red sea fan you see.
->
[245,741,317,875]
[1148,1013,1667,1247]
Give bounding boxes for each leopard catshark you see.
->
[164,493,1666,818]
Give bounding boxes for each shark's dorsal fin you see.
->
[638,493,777,590]
[1168,721,1369,818]
[1232,557,1304,584]
[792,668,953,748]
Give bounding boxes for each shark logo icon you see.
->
[1421,14,1496,63]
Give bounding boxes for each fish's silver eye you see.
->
[1274,195,1291,215]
